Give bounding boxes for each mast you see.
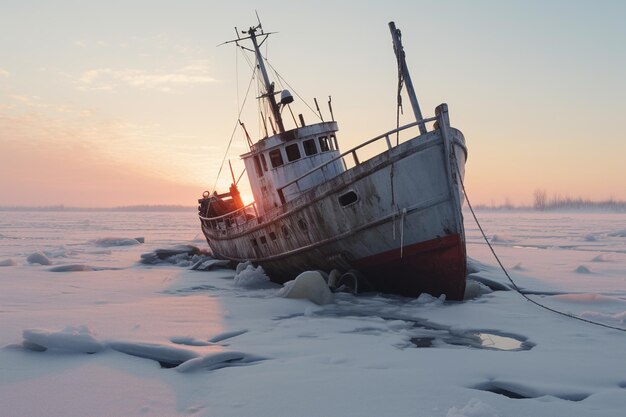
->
[247,25,286,134]
[388,22,427,135]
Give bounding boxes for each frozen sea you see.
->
[1,209,625,417]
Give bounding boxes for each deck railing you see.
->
[199,201,260,234]
[277,116,438,203]
[199,113,440,235]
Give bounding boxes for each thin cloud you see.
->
[78,61,216,92]
[0,68,10,77]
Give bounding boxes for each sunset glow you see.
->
[1,0,625,207]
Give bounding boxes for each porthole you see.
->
[260,236,267,244]
[297,219,308,232]
[251,238,258,247]
[281,225,291,238]
[338,190,359,207]
[269,231,277,241]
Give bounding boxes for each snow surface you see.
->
[1,210,626,417]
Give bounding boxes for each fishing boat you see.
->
[198,21,468,300]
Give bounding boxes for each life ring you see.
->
[202,191,210,198]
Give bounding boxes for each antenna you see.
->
[314,97,324,122]
[255,10,263,32]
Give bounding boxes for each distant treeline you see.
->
[474,189,626,212]
[0,205,196,212]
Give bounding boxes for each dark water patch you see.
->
[410,329,532,351]
[209,329,248,343]
[410,337,435,347]
[309,304,533,351]
[49,264,94,272]
[161,284,223,296]
[472,381,589,401]
[475,383,530,399]
[159,360,180,369]
[48,264,120,272]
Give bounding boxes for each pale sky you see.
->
[1,0,625,207]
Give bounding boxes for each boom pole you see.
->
[389,22,427,135]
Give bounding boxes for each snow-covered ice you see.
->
[1,210,626,417]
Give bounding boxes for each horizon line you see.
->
[0,204,197,212]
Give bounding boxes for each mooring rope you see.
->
[459,174,626,333]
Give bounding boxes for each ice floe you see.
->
[592,253,613,262]
[18,327,265,371]
[48,264,95,272]
[574,265,593,274]
[176,351,267,373]
[0,259,16,267]
[92,237,143,247]
[490,234,517,243]
[233,264,274,288]
[463,279,493,300]
[139,244,212,267]
[170,336,212,346]
[26,251,51,265]
[108,340,199,367]
[22,326,104,353]
[278,270,334,305]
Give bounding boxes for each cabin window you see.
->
[260,153,268,171]
[251,238,258,247]
[303,139,317,156]
[318,136,330,152]
[285,143,301,162]
[269,231,277,241]
[260,235,267,244]
[297,219,308,232]
[330,134,338,150]
[281,225,290,238]
[338,190,359,207]
[253,155,264,177]
[269,149,284,168]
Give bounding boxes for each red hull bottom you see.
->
[353,234,466,301]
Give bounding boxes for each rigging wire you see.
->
[209,62,257,195]
[460,173,626,333]
[234,46,264,137]
[265,59,322,120]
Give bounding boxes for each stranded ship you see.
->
[198,21,468,300]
